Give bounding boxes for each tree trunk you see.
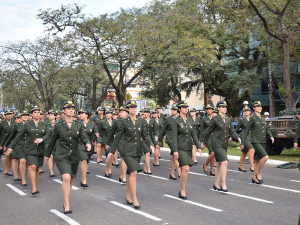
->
[282,40,293,109]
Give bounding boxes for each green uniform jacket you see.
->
[241,114,272,145]
[203,114,239,148]
[91,115,106,136]
[145,119,158,146]
[8,121,50,156]
[154,118,164,139]
[191,117,201,140]
[158,113,165,120]
[45,120,91,163]
[172,116,201,152]
[158,116,176,145]
[45,122,57,154]
[110,117,152,157]
[78,120,99,151]
[235,117,251,142]
[107,118,126,154]
[199,116,212,142]
[99,119,113,145]
[4,123,25,152]
[0,120,16,148]
[294,120,300,144]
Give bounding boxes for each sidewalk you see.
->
[160,147,288,165]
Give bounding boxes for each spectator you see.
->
[239,101,249,118]
[208,96,214,107]
[264,112,270,120]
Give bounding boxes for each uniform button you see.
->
[135,137,137,139]
[186,139,188,141]
[263,136,265,137]
[70,144,72,145]
[25,141,26,142]
[186,135,188,136]
[70,137,72,139]
[135,132,136,134]
[263,131,265,132]
[36,134,38,135]
[69,131,71,132]
[36,129,38,130]
[70,150,72,152]
[186,130,188,132]
[225,140,227,142]
[135,142,137,144]
[225,136,227,137]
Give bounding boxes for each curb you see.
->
[160,147,288,166]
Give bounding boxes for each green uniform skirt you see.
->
[206,139,213,154]
[11,150,18,159]
[252,143,267,160]
[96,136,102,144]
[55,160,80,178]
[79,149,94,163]
[26,155,44,167]
[212,147,228,162]
[123,156,142,175]
[167,141,175,155]
[178,150,194,167]
[242,141,254,153]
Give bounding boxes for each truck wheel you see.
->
[265,140,283,155]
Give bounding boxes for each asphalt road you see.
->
[0,150,300,225]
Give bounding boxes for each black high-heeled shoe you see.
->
[239,168,247,172]
[256,175,263,183]
[250,168,254,172]
[50,174,55,177]
[133,205,140,209]
[86,171,90,174]
[213,185,221,191]
[104,173,112,178]
[169,175,177,180]
[194,162,198,164]
[203,165,208,174]
[64,210,72,214]
[210,172,215,176]
[153,163,160,166]
[178,191,187,200]
[143,170,148,174]
[80,182,88,187]
[252,178,262,185]
[115,164,120,167]
[221,186,228,192]
[125,198,133,205]
[32,191,38,195]
[21,183,27,186]
[7,173,13,176]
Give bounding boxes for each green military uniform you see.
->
[241,109,273,160]
[91,109,106,143]
[46,122,57,155]
[172,112,201,167]
[208,99,214,107]
[235,117,252,152]
[294,119,300,144]
[199,116,213,153]
[8,120,50,167]
[190,116,201,140]
[155,106,165,120]
[98,117,113,150]
[154,117,164,139]
[203,102,239,162]
[45,119,91,177]
[0,119,16,150]
[158,115,177,154]
[110,102,152,174]
[144,118,157,154]
[107,118,125,155]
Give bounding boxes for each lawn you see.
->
[162,140,300,163]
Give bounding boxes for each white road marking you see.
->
[6,184,26,196]
[249,183,300,193]
[110,201,162,221]
[53,179,79,190]
[188,171,208,177]
[210,189,273,203]
[208,166,242,173]
[95,175,125,184]
[290,180,300,183]
[138,172,169,180]
[164,195,222,212]
[150,157,171,162]
[50,209,80,225]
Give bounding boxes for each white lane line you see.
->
[150,157,171,162]
[249,183,300,193]
[188,171,209,177]
[290,180,300,183]
[210,189,273,204]
[110,201,162,221]
[50,209,80,225]
[208,166,242,173]
[164,195,222,212]
[53,179,79,190]
[95,175,125,184]
[6,184,26,196]
[138,172,169,180]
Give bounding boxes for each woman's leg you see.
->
[154,145,160,165]
[4,154,12,174]
[19,159,27,184]
[29,165,37,192]
[239,151,248,170]
[248,149,254,170]
[220,161,228,189]
[126,173,132,203]
[105,155,113,175]
[175,160,181,177]
[120,158,127,182]
[62,174,72,211]
[170,155,176,177]
[214,162,221,188]
[113,150,119,165]
[256,155,268,180]
[209,153,215,174]
[48,155,55,176]
[99,144,104,162]
[180,165,190,196]
[204,152,214,172]
[144,153,150,173]
[128,171,139,206]
[81,160,88,184]
[192,145,197,162]
[12,159,19,179]
[95,142,101,162]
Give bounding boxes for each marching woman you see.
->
[77,108,99,187]
[106,106,128,183]
[0,110,15,176]
[152,110,163,166]
[46,110,57,177]
[235,106,254,172]
[241,101,274,184]
[172,101,202,199]
[44,101,91,214]
[111,111,120,167]
[7,106,50,194]
[92,107,106,164]
[202,101,241,192]
[294,117,300,152]
[200,104,215,176]
[157,104,180,179]
[189,108,201,164]
[107,100,154,209]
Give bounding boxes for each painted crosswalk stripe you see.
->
[6,184,26,196]
[96,175,125,184]
[164,195,222,212]
[250,183,300,193]
[210,189,273,203]
[53,179,79,190]
[110,201,162,221]
[50,209,80,225]
[138,172,169,180]
[290,180,300,183]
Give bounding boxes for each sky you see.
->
[0,0,152,44]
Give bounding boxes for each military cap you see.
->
[209,96,212,98]
[190,108,196,112]
[216,100,227,107]
[143,107,151,112]
[4,110,13,115]
[206,104,214,109]
[0,114,3,118]
[119,106,127,111]
[21,110,29,116]
[30,105,40,113]
[115,107,119,110]
[112,110,118,115]
[155,105,161,109]
[253,101,262,107]
[139,109,143,113]
[213,109,219,113]
[78,108,88,114]
[127,100,137,107]
[171,104,178,110]
[15,114,21,118]
[40,110,44,115]
[178,100,189,107]
[243,106,251,111]
[105,110,112,114]
[73,113,78,118]
[151,110,158,114]
[97,106,105,111]
[48,109,56,115]
[63,101,75,109]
